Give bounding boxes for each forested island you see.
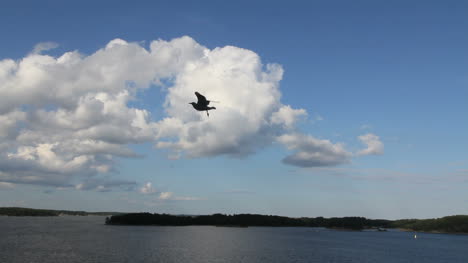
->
[0,207,122,217]
[391,215,468,234]
[105,213,391,230]
[106,213,468,233]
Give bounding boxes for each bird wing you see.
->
[195,92,209,106]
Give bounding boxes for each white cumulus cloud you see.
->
[2,35,375,188]
[153,44,306,158]
[0,37,204,188]
[357,133,384,156]
[278,133,352,167]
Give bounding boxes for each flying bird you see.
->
[189,92,217,116]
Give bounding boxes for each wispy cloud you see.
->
[140,182,157,194]
[313,113,324,122]
[158,191,202,201]
[224,189,255,194]
[75,177,137,192]
[0,182,15,189]
[32,42,59,54]
[137,182,202,201]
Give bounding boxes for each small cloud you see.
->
[314,113,324,122]
[140,182,157,194]
[138,182,200,200]
[158,191,173,200]
[157,191,201,201]
[167,153,181,160]
[357,133,384,156]
[278,133,352,167]
[0,182,15,190]
[32,42,59,54]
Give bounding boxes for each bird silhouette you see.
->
[189,92,216,116]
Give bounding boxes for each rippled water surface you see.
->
[1,216,468,263]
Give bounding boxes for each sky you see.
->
[0,0,467,219]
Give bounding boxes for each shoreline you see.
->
[398,228,468,236]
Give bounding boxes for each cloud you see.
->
[157,191,201,201]
[139,182,200,200]
[313,113,324,122]
[0,182,15,190]
[2,35,363,188]
[0,110,26,139]
[153,44,306,158]
[270,105,307,130]
[32,42,59,54]
[140,182,157,194]
[357,133,384,156]
[158,191,173,200]
[278,133,352,167]
[0,37,202,188]
[75,177,137,192]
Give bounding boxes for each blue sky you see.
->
[0,0,467,219]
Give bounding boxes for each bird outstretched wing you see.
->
[195,91,210,106]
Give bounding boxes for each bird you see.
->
[189,91,216,116]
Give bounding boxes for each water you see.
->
[1,216,468,263]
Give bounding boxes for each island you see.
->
[391,215,468,234]
[0,207,122,217]
[105,213,468,234]
[105,213,391,230]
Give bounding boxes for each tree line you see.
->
[0,207,121,216]
[106,213,392,230]
[391,215,468,233]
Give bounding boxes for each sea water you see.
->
[1,216,467,263]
